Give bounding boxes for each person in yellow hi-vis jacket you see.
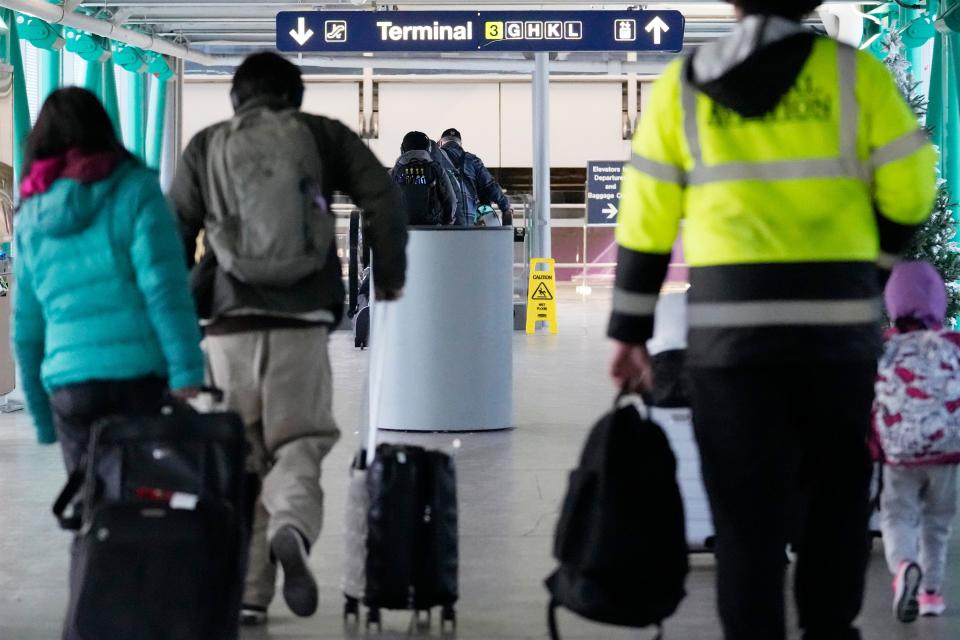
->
[608,2,937,639]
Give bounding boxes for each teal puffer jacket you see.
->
[13,161,204,444]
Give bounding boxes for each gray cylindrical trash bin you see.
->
[370,227,513,432]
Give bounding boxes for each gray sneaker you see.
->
[271,525,319,617]
[239,604,268,627]
[893,561,922,623]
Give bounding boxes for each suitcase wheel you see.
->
[343,595,360,621]
[441,605,456,632]
[415,609,432,629]
[366,607,382,631]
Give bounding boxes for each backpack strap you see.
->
[547,600,562,640]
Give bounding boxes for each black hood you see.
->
[688,15,816,119]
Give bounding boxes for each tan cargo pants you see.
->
[205,326,340,608]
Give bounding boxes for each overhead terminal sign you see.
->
[586,161,624,225]
[276,10,684,53]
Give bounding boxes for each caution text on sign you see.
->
[526,258,558,334]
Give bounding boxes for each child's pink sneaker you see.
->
[892,561,922,623]
[919,592,946,617]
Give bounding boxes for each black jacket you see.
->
[169,100,407,333]
[437,142,511,225]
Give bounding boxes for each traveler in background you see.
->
[607,1,937,638]
[874,261,960,622]
[12,89,204,637]
[12,87,203,467]
[437,127,513,226]
[392,131,457,226]
[170,52,407,626]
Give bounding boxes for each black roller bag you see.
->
[342,303,458,631]
[53,401,249,640]
[363,443,458,629]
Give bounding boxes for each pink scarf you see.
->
[20,149,123,200]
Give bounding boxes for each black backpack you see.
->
[395,159,440,225]
[545,395,688,639]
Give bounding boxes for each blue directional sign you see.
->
[277,10,684,53]
[586,161,624,225]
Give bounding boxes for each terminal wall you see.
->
[183,76,648,168]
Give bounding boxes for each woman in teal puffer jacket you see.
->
[12,87,203,470]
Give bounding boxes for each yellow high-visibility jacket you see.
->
[608,33,937,366]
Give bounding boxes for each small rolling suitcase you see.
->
[354,302,370,350]
[52,394,249,640]
[342,303,459,631]
[647,292,716,550]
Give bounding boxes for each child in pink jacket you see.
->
[875,261,960,622]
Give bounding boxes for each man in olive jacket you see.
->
[169,52,407,626]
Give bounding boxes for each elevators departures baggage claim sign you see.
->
[276,11,684,53]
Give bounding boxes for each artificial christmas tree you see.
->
[881,30,960,323]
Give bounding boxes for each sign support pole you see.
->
[531,51,551,260]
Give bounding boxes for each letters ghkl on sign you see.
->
[276,10,684,53]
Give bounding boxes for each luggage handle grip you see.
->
[199,385,225,403]
[52,469,85,531]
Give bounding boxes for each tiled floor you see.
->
[0,288,957,639]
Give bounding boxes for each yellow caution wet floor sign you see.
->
[526,258,558,334]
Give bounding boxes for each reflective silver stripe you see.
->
[837,45,859,168]
[688,158,852,186]
[612,290,660,316]
[687,299,881,328]
[876,251,900,270]
[629,153,687,185]
[680,78,702,164]
[870,129,930,170]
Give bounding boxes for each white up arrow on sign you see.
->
[645,17,669,46]
[603,203,618,219]
[290,17,315,46]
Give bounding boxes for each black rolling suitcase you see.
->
[354,304,370,349]
[53,395,249,640]
[342,304,459,632]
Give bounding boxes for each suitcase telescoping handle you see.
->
[198,385,225,403]
[360,299,391,469]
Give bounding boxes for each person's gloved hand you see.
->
[609,341,655,392]
[376,288,404,302]
[37,427,58,446]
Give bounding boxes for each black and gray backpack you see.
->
[394,158,440,226]
[205,108,334,287]
[545,395,688,639]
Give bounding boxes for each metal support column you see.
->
[531,51,551,260]
[158,71,177,189]
[145,74,167,170]
[6,12,31,186]
[101,62,121,140]
[126,72,146,160]
[174,58,184,165]
[39,47,59,103]
[83,60,100,96]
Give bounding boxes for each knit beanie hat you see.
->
[885,261,948,329]
[401,131,431,153]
